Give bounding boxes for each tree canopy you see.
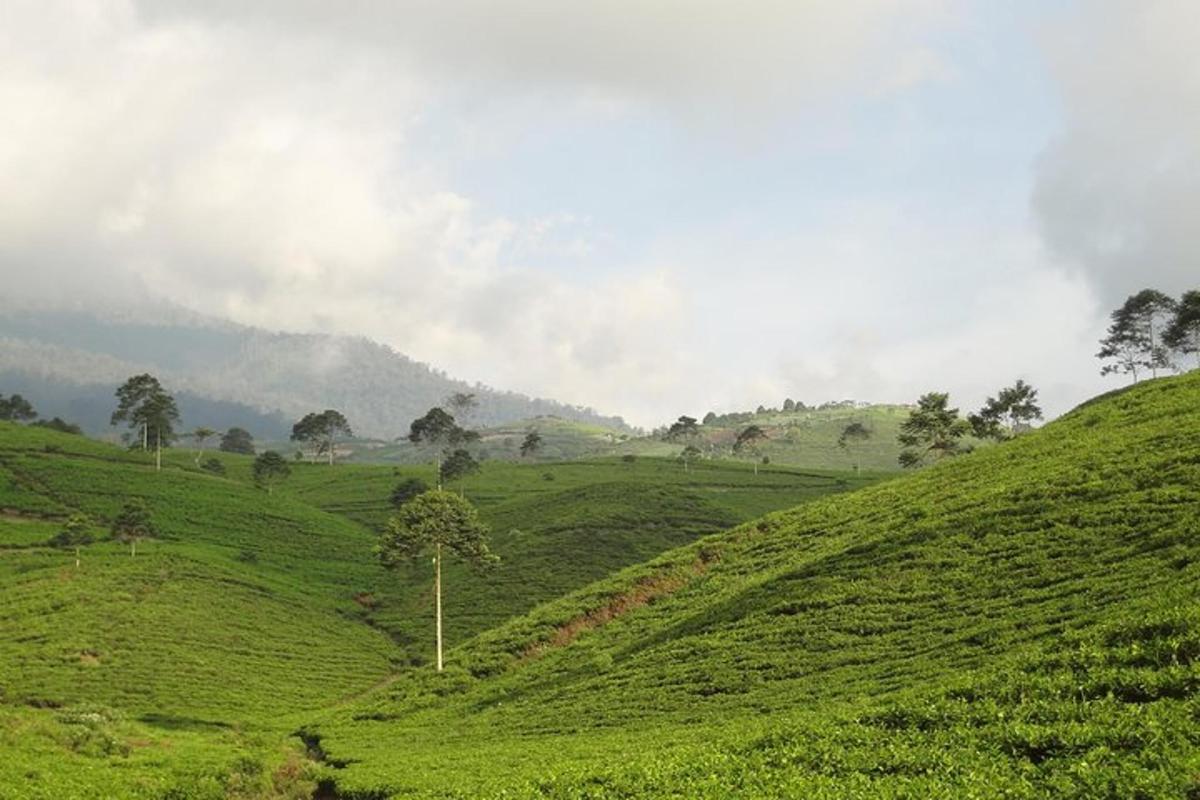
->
[291,410,353,465]
[969,380,1043,441]
[253,451,291,493]
[519,430,543,458]
[0,393,37,422]
[219,427,256,455]
[111,499,157,556]
[666,415,700,442]
[390,477,429,508]
[1165,290,1200,368]
[898,392,971,468]
[440,448,482,485]
[111,374,179,454]
[1097,289,1178,381]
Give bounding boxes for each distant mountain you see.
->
[0,305,630,439]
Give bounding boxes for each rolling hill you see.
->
[0,304,631,440]
[302,371,1200,798]
[0,422,870,798]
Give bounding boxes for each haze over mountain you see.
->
[0,303,630,439]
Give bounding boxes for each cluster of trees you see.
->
[51,499,160,565]
[1097,289,1200,380]
[0,392,83,434]
[896,381,1042,469]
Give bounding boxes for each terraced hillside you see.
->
[0,424,868,798]
[307,372,1200,798]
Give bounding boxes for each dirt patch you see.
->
[352,591,377,609]
[520,551,718,661]
[79,650,101,666]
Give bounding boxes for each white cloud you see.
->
[1033,0,1200,303]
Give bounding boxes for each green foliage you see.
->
[897,392,971,467]
[1164,289,1200,367]
[969,379,1043,440]
[200,457,226,476]
[252,451,291,493]
[733,424,767,454]
[110,498,157,554]
[439,448,481,485]
[666,415,699,441]
[31,416,82,435]
[389,477,429,508]
[378,490,495,570]
[0,392,38,422]
[290,410,352,464]
[1098,288,1178,380]
[218,426,255,455]
[110,373,179,448]
[519,429,543,457]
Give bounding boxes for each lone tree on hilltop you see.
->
[0,393,37,422]
[219,427,256,455]
[291,410,353,466]
[837,422,872,474]
[111,499,157,557]
[51,513,93,568]
[189,427,217,465]
[390,477,429,508]
[377,490,497,672]
[519,430,543,458]
[898,392,971,469]
[1165,290,1200,370]
[969,380,1043,441]
[407,407,477,488]
[111,374,179,472]
[1097,289,1178,382]
[734,424,768,475]
[253,451,291,494]
[782,398,796,412]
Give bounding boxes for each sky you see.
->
[1,0,1197,427]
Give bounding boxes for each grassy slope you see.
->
[311,372,1200,799]
[284,403,914,470]
[0,426,870,798]
[275,456,880,659]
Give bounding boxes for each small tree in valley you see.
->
[376,490,497,672]
[253,451,291,494]
[189,427,218,465]
[837,422,872,474]
[519,430,543,458]
[111,499,157,556]
[407,407,477,488]
[734,424,768,475]
[51,513,93,568]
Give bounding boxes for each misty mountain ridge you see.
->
[0,302,631,439]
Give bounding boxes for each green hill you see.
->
[0,424,870,797]
[304,372,1200,798]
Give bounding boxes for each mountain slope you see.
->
[0,306,630,438]
[309,372,1200,798]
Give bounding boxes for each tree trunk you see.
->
[328,434,334,466]
[142,422,148,451]
[436,454,442,490]
[155,428,162,473]
[754,462,758,476]
[131,539,136,557]
[75,546,80,568]
[435,542,443,673]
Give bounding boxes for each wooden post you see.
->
[435,543,443,672]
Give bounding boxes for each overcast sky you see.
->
[2,1,1196,426]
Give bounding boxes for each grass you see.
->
[301,372,1200,798]
[0,421,869,797]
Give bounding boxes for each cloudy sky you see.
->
[1,1,1196,426]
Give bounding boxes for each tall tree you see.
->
[1164,290,1200,369]
[111,374,179,471]
[291,410,353,466]
[407,407,477,488]
[666,415,700,470]
[897,392,971,468]
[376,490,497,672]
[519,430,543,458]
[1097,289,1178,381]
[189,427,218,465]
[219,427,256,455]
[782,398,796,412]
[969,380,1043,441]
[837,422,872,474]
[51,513,93,568]
[111,499,156,557]
[734,424,768,475]
[0,393,37,422]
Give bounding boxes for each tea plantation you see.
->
[0,422,868,797]
[302,372,1200,798]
